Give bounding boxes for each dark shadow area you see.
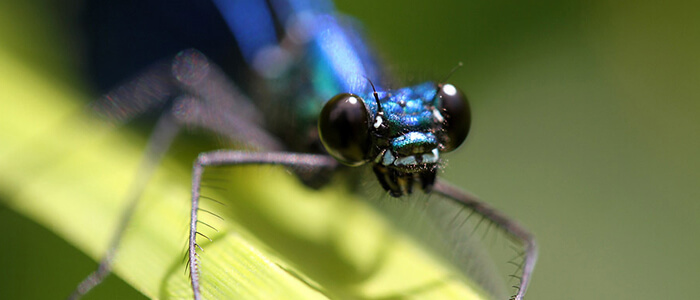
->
[0,203,146,300]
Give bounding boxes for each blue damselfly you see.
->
[71,0,537,299]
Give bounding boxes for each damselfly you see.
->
[71,0,537,299]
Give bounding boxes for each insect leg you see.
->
[71,48,282,299]
[68,113,181,300]
[187,151,338,300]
[90,48,282,152]
[432,180,537,300]
[169,49,285,151]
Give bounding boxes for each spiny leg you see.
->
[168,49,284,151]
[72,49,283,299]
[187,151,338,300]
[91,48,283,151]
[432,180,537,300]
[68,113,181,300]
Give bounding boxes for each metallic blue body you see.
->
[215,0,441,162]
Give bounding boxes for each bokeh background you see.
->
[1,0,699,299]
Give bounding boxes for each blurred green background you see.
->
[1,0,699,299]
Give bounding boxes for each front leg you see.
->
[186,150,338,300]
[433,180,537,300]
[71,49,288,299]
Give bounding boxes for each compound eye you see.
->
[438,83,471,152]
[319,93,371,166]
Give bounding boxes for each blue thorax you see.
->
[215,0,447,170]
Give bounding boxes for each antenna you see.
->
[440,61,463,84]
[434,62,464,106]
[363,76,383,113]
